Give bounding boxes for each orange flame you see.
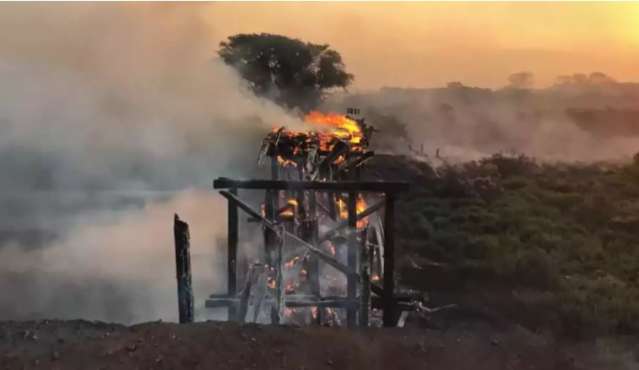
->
[279,198,299,219]
[304,111,363,145]
[335,195,368,228]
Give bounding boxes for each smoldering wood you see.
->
[317,198,386,245]
[173,214,194,324]
[272,230,283,324]
[209,112,407,328]
[218,190,358,278]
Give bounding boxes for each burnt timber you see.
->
[207,111,410,328]
[209,177,408,327]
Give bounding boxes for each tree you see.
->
[218,33,353,111]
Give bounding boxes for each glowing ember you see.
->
[356,195,368,228]
[284,256,301,270]
[279,198,299,219]
[285,281,297,294]
[277,155,297,167]
[327,242,336,256]
[267,277,276,290]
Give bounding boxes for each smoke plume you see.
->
[325,74,639,162]
[0,4,302,323]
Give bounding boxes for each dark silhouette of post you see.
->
[227,187,239,320]
[382,195,395,327]
[174,214,194,323]
[346,192,358,328]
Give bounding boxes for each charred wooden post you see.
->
[174,214,194,324]
[359,226,370,327]
[227,187,239,321]
[307,192,322,324]
[272,231,284,324]
[346,192,358,328]
[382,194,396,327]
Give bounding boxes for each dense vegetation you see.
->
[367,154,639,338]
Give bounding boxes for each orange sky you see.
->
[202,2,639,90]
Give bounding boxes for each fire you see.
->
[356,195,368,228]
[304,111,363,146]
[337,198,348,220]
[335,195,368,228]
[279,198,299,219]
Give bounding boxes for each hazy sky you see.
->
[203,2,639,90]
[1,2,637,91]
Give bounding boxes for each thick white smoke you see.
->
[0,4,302,323]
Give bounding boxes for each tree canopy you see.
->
[218,33,353,111]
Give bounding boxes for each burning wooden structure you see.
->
[206,110,409,327]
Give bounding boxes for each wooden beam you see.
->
[206,295,358,310]
[286,299,357,309]
[359,227,370,327]
[382,194,396,327]
[218,190,358,278]
[173,214,194,324]
[227,188,238,321]
[346,192,358,328]
[213,178,409,194]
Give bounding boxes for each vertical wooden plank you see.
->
[382,194,396,327]
[174,214,194,323]
[359,227,370,327]
[307,191,322,324]
[267,156,280,324]
[346,192,358,328]
[227,188,238,321]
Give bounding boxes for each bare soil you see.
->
[0,319,619,370]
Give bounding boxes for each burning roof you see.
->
[258,111,375,180]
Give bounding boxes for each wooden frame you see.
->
[207,177,407,327]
